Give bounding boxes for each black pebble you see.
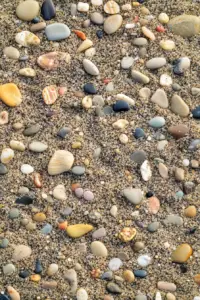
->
[0,295,10,300]
[35,259,43,274]
[134,127,145,139]
[186,227,197,234]
[15,196,33,205]
[32,17,40,23]
[41,0,56,20]
[146,191,154,198]
[96,30,103,39]
[19,270,30,278]
[192,106,200,119]
[113,100,130,112]
[84,83,97,94]
[180,264,187,273]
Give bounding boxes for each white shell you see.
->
[104,1,120,14]
[160,74,173,87]
[83,59,99,76]
[77,2,89,12]
[116,94,135,106]
[1,148,14,164]
[48,150,74,175]
[77,288,88,300]
[21,164,34,174]
[140,160,152,181]
[15,31,40,47]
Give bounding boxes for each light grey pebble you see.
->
[135,295,147,300]
[0,238,9,249]
[106,82,114,92]
[133,37,148,46]
[90,12,104,24]
[0,163,8,175]
[118,252,129,261]
[147,221,159,232]
[61,207,72,216]
[103,106,114,115]
[92,227,106,239]
[101,271,113,280]
[71,3,77,16]
[72,166,86,175]
[121,56,134,69]
[163,214,183,226]
[64,269,77,294]
[188,139,200,151]
[108,258,123,271]
[110,205,118,217]
[123,188,143,205]
[57,127,70,138]
[93,147,101,158]
[9,208,20,219]
[138,47,147,58]
[18,186,29,194]
[3,263,16,275]
[172,83,181,91]
[29,141,48,152]
[191,87,200,96]
[146,57,166,69]
[130,150,147,164]
[106,282,122,294]
[93,95,104,107]
[23,124,40,136]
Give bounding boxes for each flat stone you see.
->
[61,207,72,217]
[92,227,106,239]
[168,15,200,37]
[137,254,152,267]
[134,270,147,278]
[16,0,40,21]
[157,281,176,292]
[191,87,200,96]
[90,12,104,24]
[41,0,56,20]
[23,124,40,136]
[175,167,185,181]
[158,162,168,179]
[37,52,70,70]
[45,23,70,41]
[149,116,165,128]
[13,245,32,261]
[168,124,189,139]
[147,221,159,232]
[133,241,145,252]
[133,38,148,46]
[123,188,143,205]
[148,197,160,214]
[3,47,20,60]
[91,241,108,257]
[151,89,169,108]
[77,2,89,12]
[104,15,123,34]
[53,185,67,200]
[130,150,147,164]
[93,96,104,107]
[171,95,189,117]
[106,282,122,294]
[171,243,193,263]
[131,70,149,84]
[72,166,85,175]
[66,224,93,238]
[146,57,166,69]
[29,141,48,152]
[164,215,183,226]
[139,87,151,99]
[30,22,46,32]
[121,56,134,69]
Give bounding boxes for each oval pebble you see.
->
[29,141,48,152]
[108,258,123,271]
[77,288,88,300]
[45,23,71,41]
[21,164,34,174]
[91,241,108,257]
[72,166,86,175]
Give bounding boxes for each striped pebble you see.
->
[42,86,58,105]
[104,1,120,14]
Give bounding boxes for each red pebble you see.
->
[58,87,67,96]
[103,78,112,84]
[156,25,165,33]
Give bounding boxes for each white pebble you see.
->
[77,2,89,12]
[21,164,34,174]
[155,292,162,300]
[108,258,123,271]
[110,205,118,217]
[125,23,135,29]
[116,94,135,106]
[160,74,173,87]
[137,254,152,267]
[119,134,128,144]
[1,148,14,164]
[91,0,102,6]
[158,12,169,24]
[183,159,190,167]
[77,288,88,300]
[140,160,152,181]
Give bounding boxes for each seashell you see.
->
[116,94,135,106]
[104,1,120,14]
[10,140,25,151]
[19,68,36,77]
[47,263,59,276]
[0,111,9,125]
[77,2,89,12]
[77,39,93,53]
[112,119,129,129]
[158,12,169,24]
[142,26,156,40]
[7,286,20,300]
[118,227,137,242]
[160,39,175,51]
[1,148,14,164]
[21,164,34,174]
[0,83,22,107]
[15,31,40,47]
[37,52,71,70]
[82,96,92,109]
[83,59,99,76]
[33,173,42,188]
[148,196,160,214]
[42,85,58,105]
[140,160,152,181]
[160,74,172,87]
[66,224,94,238]
[48,150,74,175]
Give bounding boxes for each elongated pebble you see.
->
[83,59,99,76]
[131,70,149,84]
[142,26,155,40]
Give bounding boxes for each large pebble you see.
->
[77,288,88,300]
[41,0,56,20]
[3,47,20,60]
[192,106,200,119]
[168,15,200,37]
[91,241,108,257]
[135,295,147,300]
[1,148,14,164]
[157,281,176,292]
[77,2,89,12]
[148,196,160,214]
[104,1,120,14]
[16,0,40,21]
[45,23,71,41]
[21,164,34,174]
[112,119,129,129]
[9,208,20,219]
[19,68,36,77]
[13,245,32,261]
[171,95,189,117]
[140,160,152,181]
[171,243,192,263]
[66,224,94,238]
[15,31,40,47]
[130,150,147,164]
[168,124,189,139]
[133,38,148,46]
[92,227,106,239]
[147,221,159,232]
[131,70,149,84]
[146,57,166,69]
[164,215,183,226]
[151,89,168,108]
[104,15,123,34]
[72,166,85,175]
[106,282,122,294]
[48,150,74,175]
[134,270,147,278]
[3,263,15,275]
[0,238,9,248]
[113,100,130,112]
[29,141,48,152]
[37,52,70,70]
[10,140,25,152]
[83,59,99,76]
[0,83,22,107]
[123,188,143,205]
[90,12,104,25]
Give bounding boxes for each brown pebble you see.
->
[133,241,145,252]
[171,243,192,263]
[168,124,189,139]
[191,159,199,168]
[30,22,46,32]
[33,212,46,222]
[30,274,41,282]
[184,205,197,218]
[194,274,200,285]
[123,270,135,283]
[71,183,81,191]
[41,281,58,289]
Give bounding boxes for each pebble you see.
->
[15,31,40,47]
[151,89,169,109]
[134,128,145,139]
[171,95,190,117]
[173,57,190,75]
[0,111,9,125]
[30,22,46,32]
[172,83,181,91]
[92,227,106,239]
[45,23,71,41]
[1,148,14,164]
[139,47,147,58]
[33,212,46,222]
[134,270,147,278]
[84,83,97,94]
[41,0,56,20]
[35,259,43,274]
[112,119,129,129]
[130,150,147,164]
[155,292,162,300]
[104,1,120,14]
[48,150,74,175]
[19,67,36,78]
[77,288,88,300]
[16,195,33,205]
[131,70,150,84]
[121,56,134,69]
[158,162,168,179]
[9,208,20,219]
[53,184,67,200]
[104,15,123,34]
[41,281,58,289]
[133,37,148,46]
[119,133,128,144]
[77,39,93,53]
[139,87,151,99]
[47,264,59,276]
[41,224,53,235]
[137,254,152,267]
[0,83,22,107]
[13,245,32,261]
[192,106,200,119]
[77,2,89,12]
[110,205,118,217]
[166,293,176,300]
[72,166,85,175]
[142,26,156,40]
[3,47,20,60]
[157,140,168,151]
[191,87,200,96]
[57,127,70,138]
[147,221,159,232]
[113,100,130,112]
[30,274,41,282]
[149,116,165,128]
[189,139,200,151]
[175,167,185,181]
[123,188,143,205]
[106,282,122,294]
[16,0,39,21]
[109,258,123,271]
[29,141,48,152]
[7,286,20,300]
[158,13,169,24]
[148,196,160,214]
[160,40,175,51]
[3,264,16,275]
[9,140,25,152]
[42,85,58,105]
[91,241,108,257]
[164,215,183,226]
[140,160,152,181]
[66,224,94,238]
[168,124,189,139]
[0,238,9,248]
[83,190,94,201]
[157,281,177,292]
[135,295,147,300]
[168,14,200,37]
[184,206,197,217]
[75,188,84,198]
[146,57,166,69]
[123,270,135,283]
[83,59,99,76]
[171,243,193,263]
[116,94,135,106]
[85,47,96,57]
[23,124,40,136]
[90,12,104,25]
[21,164,34,174]
[19,270,30,279]
[37,52,70,70]
[160,74,173,87]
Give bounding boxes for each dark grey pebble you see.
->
[134,128,145,139]
[19,270,30,278]
[72,166,85,175]
[0,238,9,249]
[113,100,130,112]
[101,271,113,281]
[41,0,56,20]
[134,270,147,278]
[23,124,40,136]
[130,150,147,164]
[19,55,29,61]
[0,163,8,175]
[57,127,70,138]
[61,207,72,216]
[172,83,181,91]
[35,259,43,274]
[32,17,40,23]
[192,106,200,119]
[15,196,33,205]
[96,30,104,39]
[84,83,97,94]
[106,282,122,294]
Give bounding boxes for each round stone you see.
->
[171,95,189,117]
[77,288,88,300]
[168,15,200,37]
[134,270,147,278]
[3,47,20,60]
[133,242,145,252]
[13,245,32,261]
[149,116,165,128]
[108,258,123,271]
[137,254,152,267]
[113,100,130,112]
[104,1,120,14]
[168,124,189,139]
[23,124,40,136]
[83,59,99,76]
[84,83,97,94]
[41,0,56,20]
[0,163,8,175]
[147,221,159,232]
[41,224,53,235]
[130,150,147,164]
[0,238,9,248]
[171,243,193,263]
[134,128,145,139]
[106,282,122,294]
[21,164,34,174]
[91,241,108,257]
[33,212,46,222]
[16,0,40,21]
[83,190,94,201]
[146,57,166,69]
[121,56,134,69]
[3,263,16,275]
[192,106,200,119]
[123,188,143,205]
[151,89,169,108]
[184,206,197,218]
[104,15,123,34]
[9,208,20,219]
[72,166,85,175]
[90,12,104,25]
[123,270,135,283]
[158,13,169,24]
[45,23,71,41]
[47,264,59,276]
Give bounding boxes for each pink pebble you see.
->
[83,190,94,201]
[74,188,84,198]
[58,87,67,96]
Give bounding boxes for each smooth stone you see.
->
[85,47,96,57]
[168,15,200,37]
[139,87,151,99]
[106,282,122,294]
[104,1,120,14]
[3,47,20,60]
[146,57,166,69]
[192,106,200,119]
[10,140,25,152]
[158,12,169,24]
[133,242,145,252]
[130,150,147,164]
[35,259,43,274]
[90,12,104,25]
[71,3,77,16]
[66,224,94,238]
[18,187,30,194]
[135,295,147,300]
[84,83,97,94]
[171,95,189,117]
[134,128,145,139]
[149,116,165,128]
[23,124,40,136]
[131,70,149,84]
[92,227,106,239]
[183,181,195,194]
[134,270,147,278]
[164,215,183,226]
[41,281,57,290]
[168,124,189,139]
[57,127,70,138]
[29,141,48,152]
[16,0,40,21]
[77,2,89,12]
[9,208,20,219]
[83,59,99,76]
[108,258,123,271]
[64,269,77,294]
[61,207,72,217]
[151,89,169,108]
[0,163,8,175]
[141,26,156,40]
[53,185,67,200]
[147,221,159,232]
[1,148,14,164]
[102,271,113,281]
[133,37,148,46]
[15,195,33,205]
[173,57,190,75]
[104,15,123,34]
[41,0,56,20]
[15,31,40,47]
[112,119,129,129]
[175,167,185,181]
[106,82,114,92]
[48,150,74,175]
[184,206,197,217]
[138,47,147,58]
[137,254,152,267]
[72,166,85,175]
[3,263,15,275]
[13,245,32,261]
[123,188,143,205]
[21,164,34,174]
[30,22,46,32]
[93,147,101,158]
[33,212,46,222]
[113,100,130,112]
[160,74,173,87]
[45,23,70,41]
[19,270,30,278]
[141,160,152,181]
[93,95,104,106]
[160,40,175,51]
[91,241,108,257]
[158,162,168,179]
[171,243,193,263]
[121,57,134,69]
[157,281,176,292]
[172,83,181,91]
[123,270,135,283]
[74,188,84,198]
[37,52,70,70]
[83,190,94,201]
[41,224,53,235]
[0,238,9,248]
[191,87,200,96]
[0,83,22,107]
[189,139,200,151]
[116,94,135,106]
[110,205,118,217]
[47,264,59,276]
[77,288,88,300]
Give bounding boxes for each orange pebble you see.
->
[73,30,86,40]
[33,173,42,188]
[156,25,165,33]
[58,221,68,230]
[58,87,67,96]
[71,183,81,191]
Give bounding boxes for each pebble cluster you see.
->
[0,0,200,299]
